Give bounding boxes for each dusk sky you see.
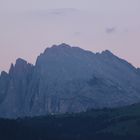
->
[0,0,140,71]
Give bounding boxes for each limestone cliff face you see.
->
[137,68,140,76]
[0,59,34,117]
[0,44,140,118]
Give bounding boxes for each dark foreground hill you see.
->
[1,103,140,140]
[1,44,140,118]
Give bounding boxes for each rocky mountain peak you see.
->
[15,58,27,66]
[0,71,8,77]
[44,43,71,53]
[101,50,114,57]
[8,58,33,79]
[1,44,140,118]
[53,43,71,48]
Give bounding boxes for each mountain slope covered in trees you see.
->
[1,103,140,140]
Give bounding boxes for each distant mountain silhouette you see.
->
[0,43,140,118]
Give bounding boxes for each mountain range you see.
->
[0,43,140,118]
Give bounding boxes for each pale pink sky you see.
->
[0,0,140,71]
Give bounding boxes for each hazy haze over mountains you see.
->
[0,44,140,118]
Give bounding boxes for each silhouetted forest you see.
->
[1,104,140,140]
